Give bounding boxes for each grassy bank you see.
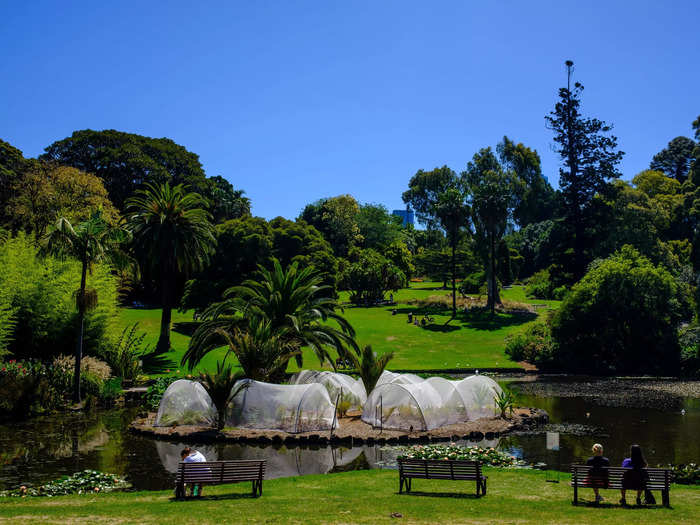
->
[1,468,697,524]
[117,284,559,375]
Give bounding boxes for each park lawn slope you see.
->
[0,468,697,524]
[117,284,559,375]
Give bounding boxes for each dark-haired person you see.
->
[620,444,649,506]
[180,447,207,497]
[585,443,610,504]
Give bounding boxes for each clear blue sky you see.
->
[1,1,698,220]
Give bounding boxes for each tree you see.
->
[402,166,459,230]
[126,182,216,353]
[650,136,696,183]
[348,345,394,394]
[44,211,127,402]
[384,241,415,282]
[545,60,624,278]
[356,203,403,250]
[339,248,406,305]
[497,136,556,226]
[198,362,248,430]
[0,139,26,225]
[463,147,519,314]
[434,188,470,318]
[204,176,251,223]
[550,245,692,374]
[42,129,209,209]
[299,195,362,257]
[10,162,119,237]
[186,259,356,370]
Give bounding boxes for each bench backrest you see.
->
[398,459,483,480]
[571,465,671,490]
[177,460,266,485]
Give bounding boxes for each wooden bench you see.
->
[175,460,266,499]
[571,465,672,507]
[398,458,487,496]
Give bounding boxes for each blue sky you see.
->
[1,1,698,220]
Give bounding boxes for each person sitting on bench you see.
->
[620,444,649,506]
[181,447,207,497]
[585,443,610,504]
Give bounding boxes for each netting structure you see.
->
[154,379,216,427]
[229,379,337,433]
[290,370,367,410]
[361,374,504,430]
[376,370,424,387]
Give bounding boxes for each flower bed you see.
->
[663,463,700,485]
[397,443,524,467]
[0,470,130,497]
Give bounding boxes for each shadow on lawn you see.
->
[141,352,177,375]
[398,491,482,499]
[171,493,258,502]
[391,306,536,332]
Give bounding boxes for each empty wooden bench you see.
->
[397,458,487,496]
[571,464,672,507]
[175,460,266,499]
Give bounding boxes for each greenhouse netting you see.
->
[361,382,447,431]
[229,380,337,433]
[424,377,468,425]
[455,375,502,420]
[154,379,216,427]
[290,370,367,410]
[376,370,424,387]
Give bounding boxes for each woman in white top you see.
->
[180,447,207,496]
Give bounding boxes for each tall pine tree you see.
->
[545,60,624,279]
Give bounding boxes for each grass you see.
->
[117,284,560,376]
[1,468,698,524]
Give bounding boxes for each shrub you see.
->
[550,245,692,374]
[144,376,179,410]
[679,324,700,377]
[459,271,501,296]
[338,248,406,305]
[0,360,67,418]
[664,463,700,485]
[52,355,112,382]
[104,323,146,380]
[504,322,556,367]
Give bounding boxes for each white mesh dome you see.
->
[375,371,424,387]
[229,380,337,433]
[361,382,449,431]
[424,377,468,425]
[290,370,367,410]
[455,375,502,420]
[154,379,216,427]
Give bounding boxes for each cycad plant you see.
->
[199,361,248,430]
[494,388,515,418]
[44,210,128,402]
[126,182,216,354]
[349,345,394,394]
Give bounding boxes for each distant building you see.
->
[392,209,414,226]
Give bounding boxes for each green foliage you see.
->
[348,344,394,394]
[0,232,119,360]
[525,269,567,300]
[105,323,146,380]
[100,377,123,404]
[678,324,700,377]
[356,203,403,250]
[339,248,406,305]
[663,463,700,485]
[199,362,247,429]
[205,175,251,224]
[0,470,129,497]
[144,376,179,410]
[397,444,522,467]
[650,136,696,183]
[299,195,362,257]
[402,165,460,229]
[504,321,555,367]
[336,399,352,418]
[459,270,500,295]
[550,245,692,374]
[494,389,515,418]
[0,360,66,418]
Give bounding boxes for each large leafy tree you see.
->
[126,182,216,354]
[0,139,26,225]
[205,175,251,223]
[42,129,209,209]
[545,61,624,279]
[185,259,356,371]
[299,195,363,257]
[650,136,696,183]
[356,203,404,250]
[44,211,127,402]
[402,166,459,230]
[339,248,406,306]
[463,148,520,314]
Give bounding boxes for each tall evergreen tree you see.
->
[650,136,696,183]
[545,60,624,278]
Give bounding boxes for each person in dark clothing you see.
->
[620,444,648,506]
[585,443,610,503]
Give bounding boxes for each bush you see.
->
[0,360,67,418]
[144,376,179,410]
[459,271,501,295]
[0,233,119,361]
[504,322,556,368]
[338,248,406,305]
[679,324,700,377]
[104,323,146,380]
[550,245,692,374]
[52,355,112,382]
[524,268,568,300]
[663,463,700,485]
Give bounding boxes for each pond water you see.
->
[1,377,698,491]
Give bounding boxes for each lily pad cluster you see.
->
[0,470,130,497]
[397,444,524,467]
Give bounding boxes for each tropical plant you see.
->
[348,345,394,394]
[126,182,216,354]
[198,361,248,430]
[105,323,146,380]
[44,211,128,402]
[494,388,515,418]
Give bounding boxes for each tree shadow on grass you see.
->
[456,309,537,331]
[141,351,177,375]
[398,491,481,499]
[170,493,258,502]
[578,501,668,510]
[422,323,461,333]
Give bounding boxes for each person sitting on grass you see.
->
[585,443,610,504]
[181,446,207,497]
[620,444,649,506]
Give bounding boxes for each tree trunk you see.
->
[451,241,456,319]
[74,260,88,404]
[487,230,500,315]
[156,272,172,354]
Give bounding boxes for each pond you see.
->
[1,377,698,491]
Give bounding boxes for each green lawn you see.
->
[1,469,697,524]
[117,284,559,376]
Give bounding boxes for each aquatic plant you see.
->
[0,470,129,497]
[397,444,524,467]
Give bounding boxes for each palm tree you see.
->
[126,182,216,354]
[198,362,248,430]
[184,317,300,383]
[44,210,128,402]
[198,259,356,369]
[349,344,394,394]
